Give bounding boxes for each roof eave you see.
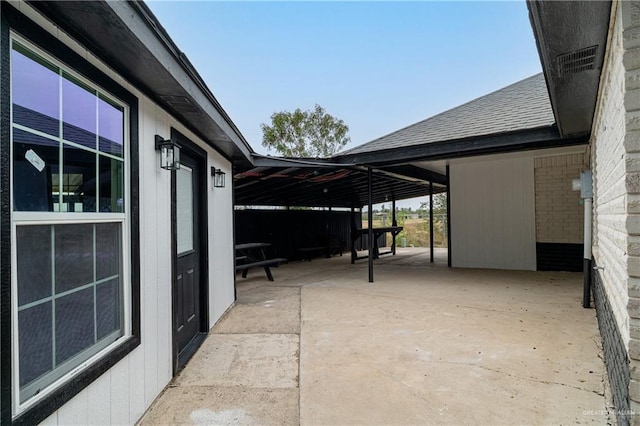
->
[27,0,254,166]
[526,0,611,139]
[333,125,587,166]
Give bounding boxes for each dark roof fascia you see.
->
[249,154,357,170]
[527,1,562,137]
[27,0,254,167]
[333,125,587,167]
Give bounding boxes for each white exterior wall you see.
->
[16,3,236,424]
[591,3,629,348]
[450,156,537,270]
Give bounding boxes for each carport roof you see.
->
[338,73,555,157]
[234,158,446,208]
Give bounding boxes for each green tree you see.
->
[420,193,447,215]
[261,104,350,158]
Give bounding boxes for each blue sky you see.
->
[147,1,541,155]
[147,1,541,209]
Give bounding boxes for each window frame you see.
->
[0,4,141,425]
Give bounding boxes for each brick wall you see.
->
[622,2,640,421]
[534,153,587,244]
[593,266,631,425]
[592,1,628,351]
[592,2,640,422]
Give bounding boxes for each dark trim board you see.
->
[335,126,588,167]
[1,4,141,424]
[0,9,13,426]
[536,243,583,272]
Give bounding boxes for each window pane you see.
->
[62,144,96,212]
[96,278,121,340]
[19,302,53,387]
[96,223,121,280]
[13,129,59,212]
[55,288,94,364]
[62,73,96,149]
[99,156,124,213]
[12,45,60,136]
[98,96,123,157]
[17,225,52,306]
[55,224,94,293]
[176,165,194,254]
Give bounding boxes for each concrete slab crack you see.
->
[436,360,605,397]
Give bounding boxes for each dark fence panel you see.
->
[235,209,384,261]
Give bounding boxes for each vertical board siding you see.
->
[127,348,145,424]
[450,157,536,270]
[153,107,173,397]
[85,373,110,425]
[56,390,88,425]
[15,3,237,423]
[109,359,130,425]
[141,98,160,409]
[207,155,235,329]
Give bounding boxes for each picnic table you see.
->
[350,226,403,263]
[235,242,286,281]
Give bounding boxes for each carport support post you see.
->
[446,165,451,268]
[391,198,397,255]
[327,205,332,246]
[368,167,374,283]
[429,181,434,263]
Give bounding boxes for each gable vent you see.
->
[557,46,598,76]
[158,95,199,113]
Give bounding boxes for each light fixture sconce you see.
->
[211,167,226,188]
[154,135,181,170]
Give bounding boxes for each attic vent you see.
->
[158,95,199,113]
[556,46,598,76]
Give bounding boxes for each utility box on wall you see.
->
[572,170,593,199]
[580,170,593,199]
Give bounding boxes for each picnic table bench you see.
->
[235,242,286,281]
[350,226,403,263]
[297,235,344,261]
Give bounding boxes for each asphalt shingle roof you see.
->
[339,73,554,156]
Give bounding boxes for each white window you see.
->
[10,37,130,411]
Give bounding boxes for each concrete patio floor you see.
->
[139,248,610,425]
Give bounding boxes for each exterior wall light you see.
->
[155,135,181,170]
[212,167,226,188]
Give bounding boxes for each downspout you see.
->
[583,196,593,308]
[579,170,593,308]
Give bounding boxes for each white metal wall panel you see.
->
[207,156,236,328]
[85,373,110,425]
[140,97,162,412]
[450,157,536,270]
[16,3,238,424]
